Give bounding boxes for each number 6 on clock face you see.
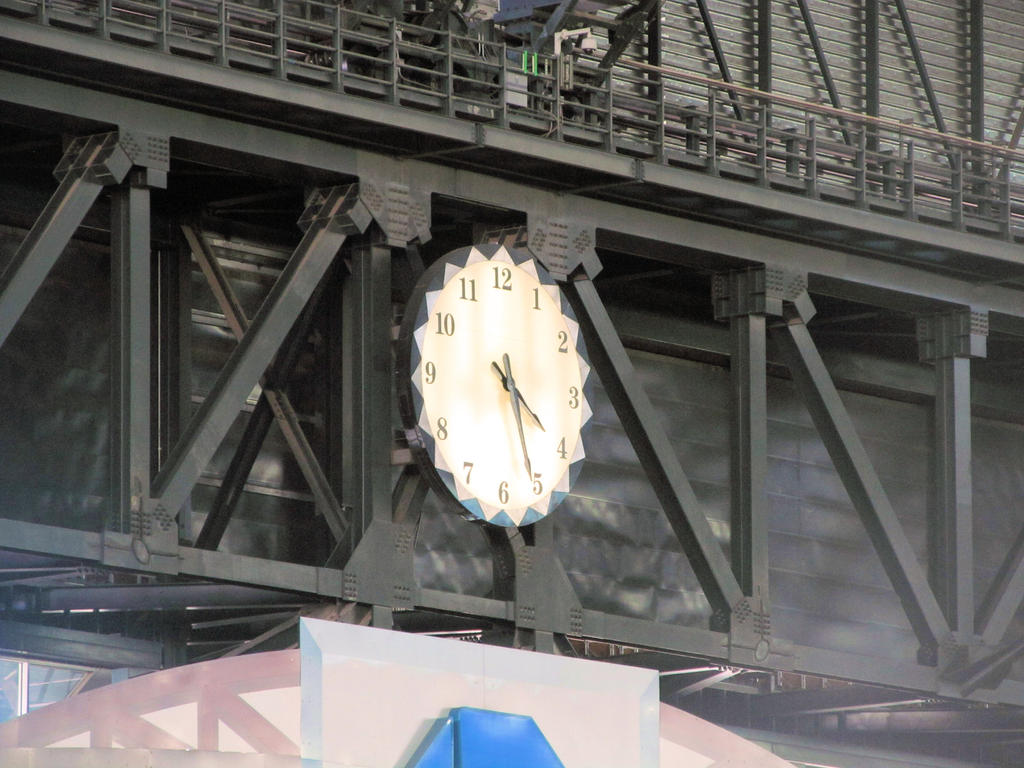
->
[397,244,593,527]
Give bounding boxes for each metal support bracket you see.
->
[105,150,175,574]
[770,276,952,662]
[529,218,600,281]
[508,518,584,652]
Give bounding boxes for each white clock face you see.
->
[403,244,592,527]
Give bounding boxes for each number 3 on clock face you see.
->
[397,244,593,527]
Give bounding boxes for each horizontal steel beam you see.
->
[3,68,1024,310]
[37,583,308,612]
[0,619,164,669]
[5,516,1024,704]
[747,686,926,718]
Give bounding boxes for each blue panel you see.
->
[453,707,565,768]
[488,510,517,527]
[519,507,544,527]
[409,716,456,768]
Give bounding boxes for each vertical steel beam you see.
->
[565,275,745,626]
[865,0,880,153]
[757,0,771,92]
[729,313,769,599]
[0,133,130,351]
[152,186,370,521]
[110,172,153,537]
[968,0,984,145]
[156,241,191,511]
[893,0,947,135]
[932,357,974,636]
[772,309,951,657]
[917,311,985,640]
[341,236,393,554]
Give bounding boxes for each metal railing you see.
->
[5,0,1024,241]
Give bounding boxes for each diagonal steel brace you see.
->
[771,291,952,658]
[183,224,349,545]
[151,186,371,524]
[0,132,131,351]
[565,273,746,627]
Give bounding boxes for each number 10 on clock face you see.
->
[402,245,592,527]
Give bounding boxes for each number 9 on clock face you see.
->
[398,244,593,527]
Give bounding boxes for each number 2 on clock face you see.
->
[406,245,591,527]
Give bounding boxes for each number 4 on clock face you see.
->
[398,244,593,528]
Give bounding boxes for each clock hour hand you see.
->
[490,361,545,432]
[502,353,532,479]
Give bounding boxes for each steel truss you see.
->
[2,71,1024,715]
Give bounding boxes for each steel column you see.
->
[729,313,769,599]
[565,274,745,627]
[968,0,984,145]
[932,357,975,636]
[865,0,879,148]
[917,311,985,640]
[110,171,154,540]
[0,133,130,351]
[152,186,370,525]
[772,305,951,658]
[757,0,771,92]
[340,236,393,556]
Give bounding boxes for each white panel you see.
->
[239,687,301,750]
[659,738,715,768]
[300,618,659,768]
[48,731,91,748]
[219,720,257,754]
[140,703,198,749]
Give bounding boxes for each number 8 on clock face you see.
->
[398,244,593,527]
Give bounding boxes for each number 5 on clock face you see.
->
[397,244,593,527]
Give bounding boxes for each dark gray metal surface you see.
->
[3,2,1024,763]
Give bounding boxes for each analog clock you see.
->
[398,243,592,527]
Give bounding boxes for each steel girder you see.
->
[0,619,165,670]
[4,70,1024,305]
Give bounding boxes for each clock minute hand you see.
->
[491,361,545,432]
[502,353,532,479]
